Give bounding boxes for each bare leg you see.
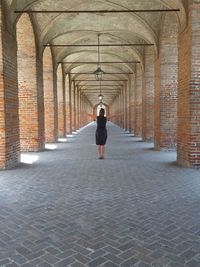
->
[101,145,105,159]
[97,145,101,158]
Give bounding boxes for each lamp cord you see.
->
[98,33,100,67]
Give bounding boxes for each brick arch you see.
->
[154,12,178,150]
[43,47,57,143]
[17,13,44,152]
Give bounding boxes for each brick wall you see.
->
[177,2,200,167]
[43,47,57,143]
[17,13,44,152]
[0,3,20,168]
[154,13,178,149]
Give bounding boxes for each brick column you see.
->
[62,67,66,136]
[129,76,134,133]
[71,81,75,131]
[17,14,45,152]
[142,47,154,141]
[124,84,128,130]
[73,82,77,131]
[154,13,178,150]
[134,65,142,136]
[177,2,200,167]
[126,80,131,132]
[115,94,121,126]
[77,87,80,129]
[142,71,146,141]
[122,87,126,129]
[57,64,65,138]
[43,47,57,143]
[65,74,71,134]
[0,3,20,168]
[120,90,123,128]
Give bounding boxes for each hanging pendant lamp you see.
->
[94,33,105,80]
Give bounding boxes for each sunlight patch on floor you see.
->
[58,138,67,142]
[45,144,57,150]
[20,154,39,164]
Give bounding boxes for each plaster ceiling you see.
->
[8,0,186,106]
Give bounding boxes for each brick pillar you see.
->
[77,87,80,129]
[0,3,20,169]
[57,64,65,138]
[65,74,71,134]
[82,96,86,126]
[154,13,178,150]
[118,91,122,127]
[126,80,131,131]
[129,76,134,133]
[114,94,121,126]
[71,81,75,131]
[62,67,66,136]
[43,47,57,143]
[134,65,142,136]
[120,90,123,128]
[122,87,126,129]
[142,71,146,141]
[17,14,45,152]
[143,47,154,141]
[124,85,128,130]
[73,82,77,131]
[177,2,200,167]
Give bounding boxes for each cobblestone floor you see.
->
[0,122,200,267]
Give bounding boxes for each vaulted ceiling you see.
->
[7,0,187,106]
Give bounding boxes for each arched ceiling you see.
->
[8,0,186,106]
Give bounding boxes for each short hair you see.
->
[99,108,105,117]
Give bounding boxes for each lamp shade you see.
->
[94,66,105,81]
[98,94,103,101]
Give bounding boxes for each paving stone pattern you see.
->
[0,122,200,267]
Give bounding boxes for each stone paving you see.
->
[0,122,200,267]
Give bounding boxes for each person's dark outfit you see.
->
[96,116,107,145]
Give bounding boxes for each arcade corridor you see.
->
[1,0,200,266]
[0,123,200,267]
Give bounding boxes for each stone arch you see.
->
[43,46,57,143]
[154,12,179,150]
[17,13,44,151]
